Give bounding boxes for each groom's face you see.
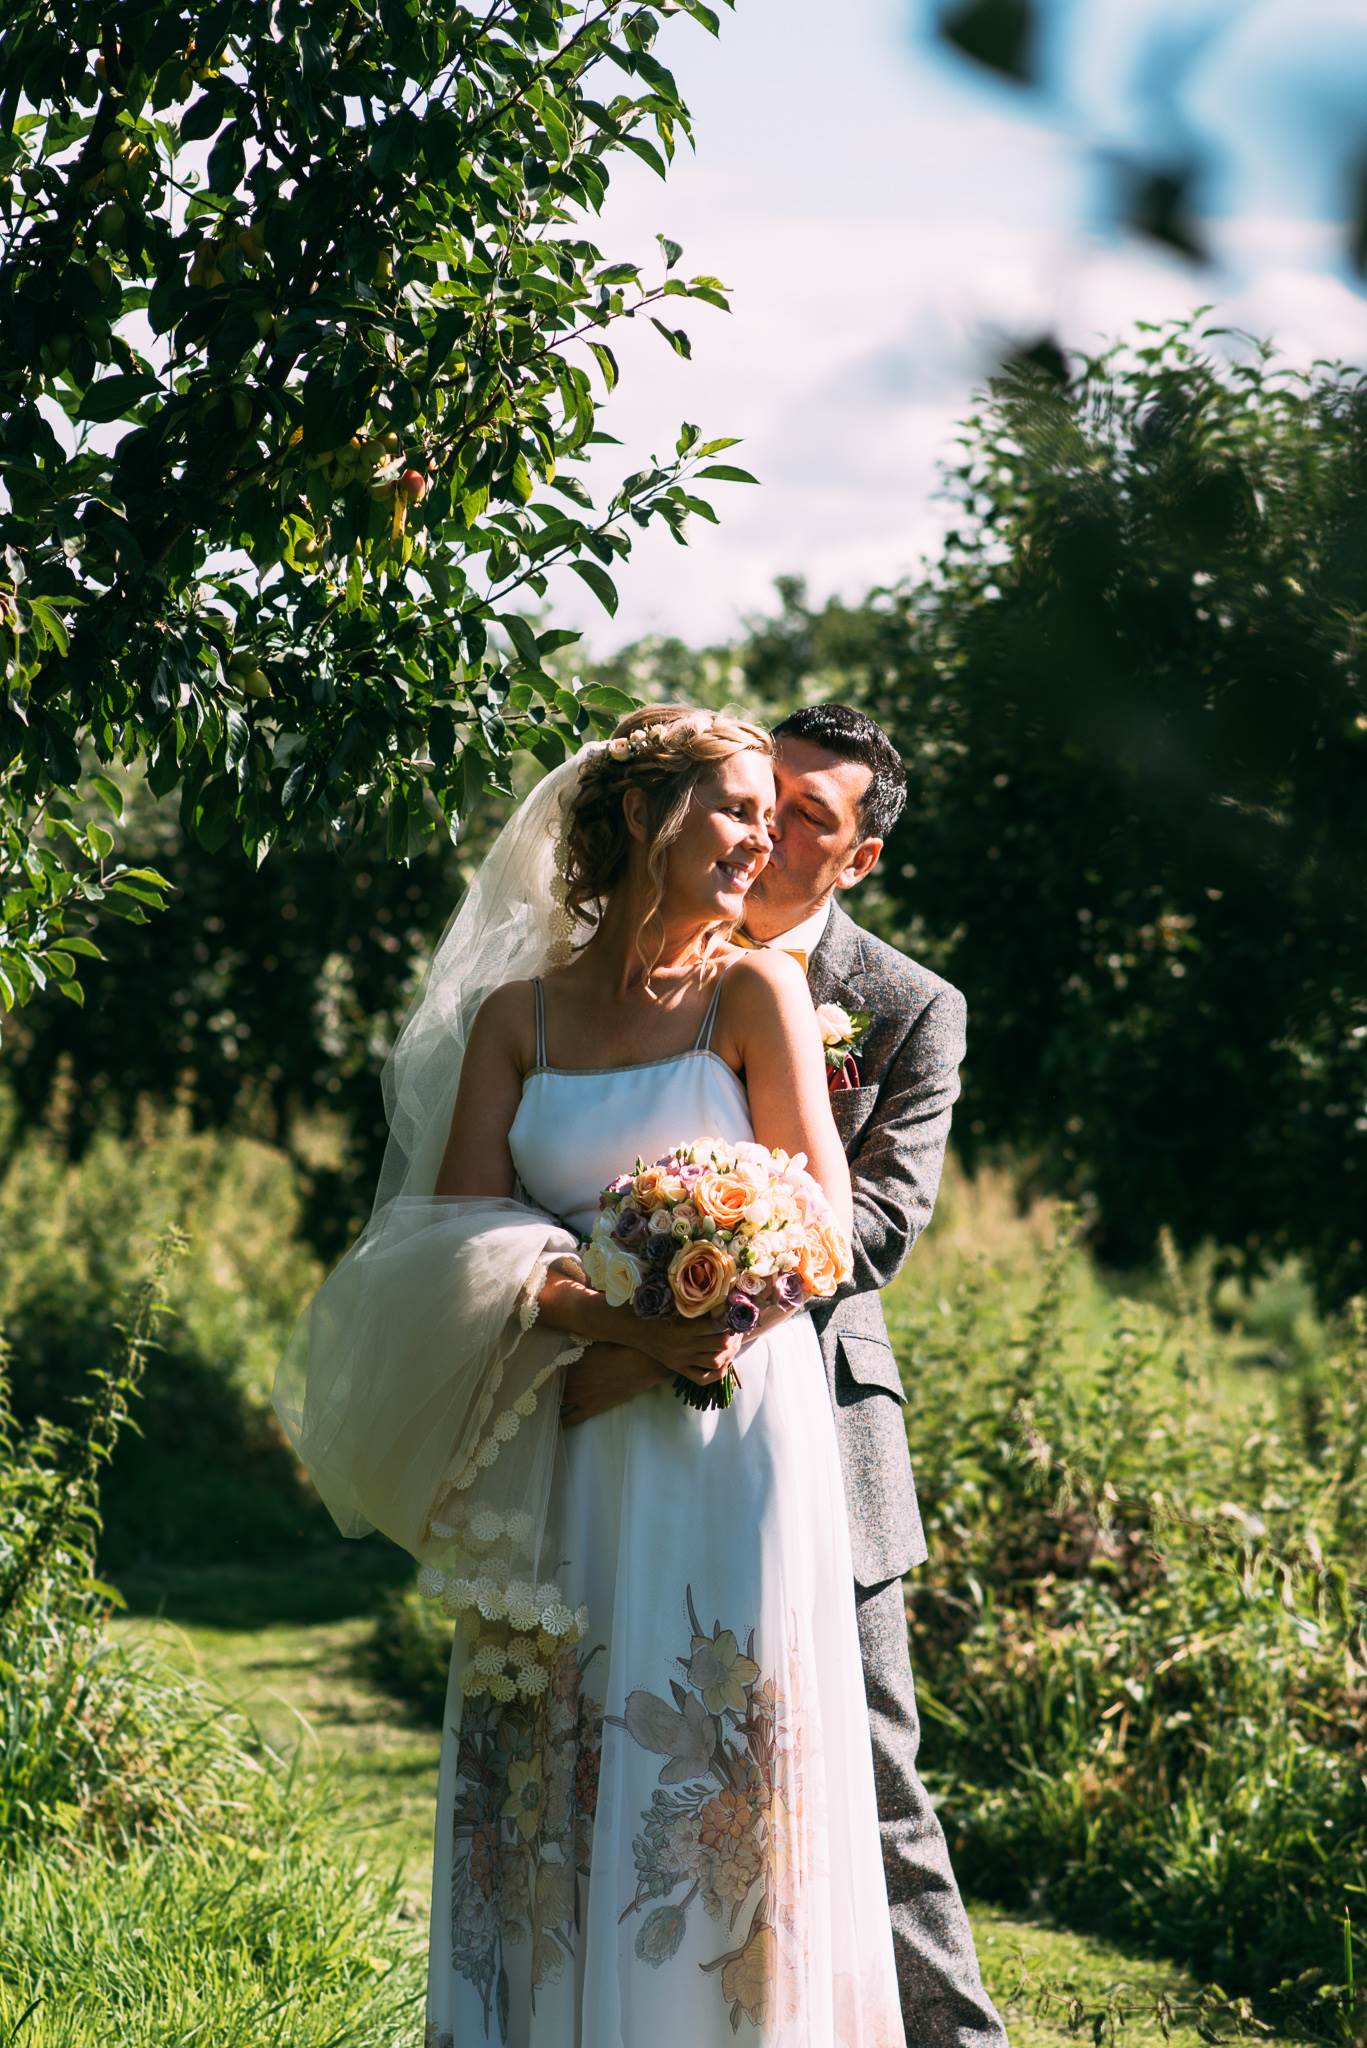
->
[744,737,882,941]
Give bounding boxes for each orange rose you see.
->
[795,1219,851,1299]
[667,1238,736,1318]
[633,1165,684,1210]
[693,1167,761,1232]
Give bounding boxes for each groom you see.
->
[560,704,1007,2047]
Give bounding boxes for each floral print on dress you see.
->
[445,1632,604,2040]
[611,1585,809,2035]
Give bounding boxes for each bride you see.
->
[272,706,904,2047]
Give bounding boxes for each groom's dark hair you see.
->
[770,704,907,841]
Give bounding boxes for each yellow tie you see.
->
[735,928,808,974]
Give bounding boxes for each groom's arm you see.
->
[837,984,967,1302]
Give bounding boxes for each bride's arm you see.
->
[724,951,854,1238]
[432,984,526,1198]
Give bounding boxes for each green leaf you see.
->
[658,234,683,270]
[649,318,691,360]
[622,134,668,179]
[696,463,758,484]
[587,342,619,393]
[77,373,157,424]
[55,976,86,1006]
[88,773,124,818]
[178,90,226,145]
[500,613,541,667]
[28,595,71,654]
[570,561,619,617]
[580,683,638,711]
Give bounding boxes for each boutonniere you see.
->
[815,1001,872,1093]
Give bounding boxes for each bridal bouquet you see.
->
[580,1136,853,1411]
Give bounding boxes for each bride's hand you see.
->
[631,1315,742,1387]
[534,1258,737,1386]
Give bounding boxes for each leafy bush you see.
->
[0,1069,333,1571]
[891,1203,1367,2037]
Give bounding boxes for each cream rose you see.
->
[583,1237,644,1307]
[814,1001,854,1047]
[667,1239,736,1319]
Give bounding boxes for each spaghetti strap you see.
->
[691,968,729,1053]
[530,976,547,1070]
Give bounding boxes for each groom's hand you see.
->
[560,1343,669,1429]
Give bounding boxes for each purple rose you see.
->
[613,1202,652,1252]
[772,1270,806,1313]
[724,1291,761,1336]
[606,1173,635,1198]
[644,1230,676,1267]
[633,1274,674,1319]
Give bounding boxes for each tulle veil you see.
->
[271,742,606,1651]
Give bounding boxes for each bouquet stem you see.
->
[672,1368,737,1412]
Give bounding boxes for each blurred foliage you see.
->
[933,1,1367,282]
[872,317,1367,1301]
[0,0,752,1013]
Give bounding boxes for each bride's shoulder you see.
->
[720,947,808,997]
[467,978,538,1055]
[717,947,811,1027]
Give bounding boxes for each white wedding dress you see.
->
[425,978,905,2048]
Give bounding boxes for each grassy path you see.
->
[110,1552,1306,2048]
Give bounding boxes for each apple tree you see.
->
[0,0,751,1018]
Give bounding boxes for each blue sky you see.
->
[560,0,1367,650]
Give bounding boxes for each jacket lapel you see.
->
[806,898,868,1008]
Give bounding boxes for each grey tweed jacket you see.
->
[805,901,968,1588]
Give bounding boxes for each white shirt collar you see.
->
[754,895,834,958]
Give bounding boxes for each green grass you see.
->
[109,1554,1314,2046]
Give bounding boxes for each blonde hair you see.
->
[560,705,773,993]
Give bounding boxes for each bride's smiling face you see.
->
[630,747,775,926]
